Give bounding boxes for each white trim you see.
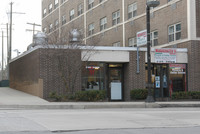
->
[187,0,196,40]
[84,0,87,44]
[122,0,125,47]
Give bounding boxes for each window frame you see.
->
[88,23,94,36]
[88,0,94,9]
[112,42,121,47]
[62,15,66,25]
[128,2,137,19]
[128,37,137,47]
[43,8,47,17]
[54,19,59,29]
[49,3,53,13]
[54,0,59,9]
[112,10,120,26]
[150,31,158,46]
[168,23,181,42]
[49,23,53,33]
[78,4,83,16]
[100,17,107,31]
[70,9,75,21]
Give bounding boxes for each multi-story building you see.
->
[9,0,198,100]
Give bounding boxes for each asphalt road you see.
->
[0,108,200,133]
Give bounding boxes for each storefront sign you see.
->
[170,64,186,74]
[137,30,147,47]
[155,49,177,63]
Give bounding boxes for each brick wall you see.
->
[9,49,43,98]
[177,41,200,91]
[39,48,82,99]
[124,51,146,101]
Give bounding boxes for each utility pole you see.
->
[9,2,13,62]
[9,2,25,61]
[0,31,8,80]
[26,23,41,43]
[2,31,4,80]
[7,2,25,80]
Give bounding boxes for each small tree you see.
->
[42,23,99,96]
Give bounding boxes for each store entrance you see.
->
[108,64,123,101]
[153,64,169,98]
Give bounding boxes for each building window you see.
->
[78,4,83,16]
[150,31,158,46]
[168,23,181,42]
[88,0,94,9]
[49,23,53,33]
[100,17,107,31]
[43,27,47,33]
[168,0,173,2]
[99,0,104,3]
[49,4,53,13]
[112,10,120,26]
[128,37,137,47]
[82,62,105,91]
[113,42,121,47]
[55,19,59,29]
[70,9,75,20]
[43,8,47,17]
[128,3,137,19]
[88,23,94,36]
[61,0,66,4]
[62,15,66,25]
[54,0,59,9]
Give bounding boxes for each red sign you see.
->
[155,49,176,55]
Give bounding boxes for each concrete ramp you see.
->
[0,87,48,105]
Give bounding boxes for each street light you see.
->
[145,0,160,103]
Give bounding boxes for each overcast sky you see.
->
[0,0,41,60]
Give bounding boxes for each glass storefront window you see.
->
[169,64,187,92]
[82,62,104,91]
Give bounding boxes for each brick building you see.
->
[9,0,200,101]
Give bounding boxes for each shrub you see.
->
[49,91,62,101]
[71,90,106,101]
[172,91,200,100]
[130,89,149,100]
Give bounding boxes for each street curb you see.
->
[0,102,200,109]
[0,103,161,109]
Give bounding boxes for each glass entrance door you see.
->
[108,64,123,101]
[154,64,169,98]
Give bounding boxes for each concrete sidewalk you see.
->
[0,87,200,109]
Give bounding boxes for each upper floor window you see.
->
[49,4,53,13]
[43,8,47,17]
[128,3,137,19]
[62,15,66,25]
[43,27,47,33]
[78,4,83,16]
[61,0,66,4]
[49,23,53,33]
[70,9,75,20]
[55,0,59,9]
[88,0,94,9]
[55,19,59,29]
[168,0,173,2]
[150,31,158,46]
[128,37,137,47]
[88,23,94,36]
[113,42,121,47]
[112,10,120,26]
[168,23,181,42]
[100,17,107,31]
[99,0,104,3]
